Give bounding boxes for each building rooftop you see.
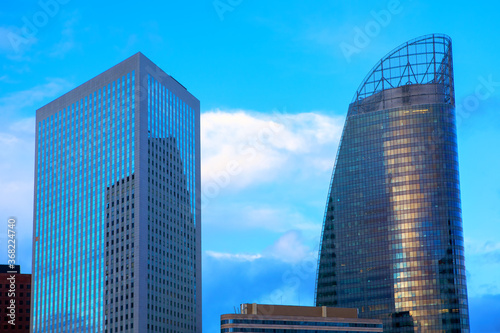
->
[352,34,454,105]
[0,264,21,274]
[239,303,359,319]
[221,304,383,332]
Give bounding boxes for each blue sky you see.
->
[0,0,499,332]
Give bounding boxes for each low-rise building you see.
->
[0,265,31,332]
[221,303,383,332]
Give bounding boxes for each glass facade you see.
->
[32,53,201,332]
[315,35,469,332]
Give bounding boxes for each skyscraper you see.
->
[315,34,469,332]
[31,53,201,332]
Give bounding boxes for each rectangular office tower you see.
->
[31,53,201,332]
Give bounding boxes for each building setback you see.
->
[221,303,383,332]
[31,53,201,332]
[315,34,470,332]
[0,265,31,332]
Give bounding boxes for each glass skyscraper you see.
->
[31,53,201,332]
[315,35,469,332]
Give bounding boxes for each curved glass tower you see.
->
[315,35,469,332]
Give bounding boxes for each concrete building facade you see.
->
[221,304,383,332]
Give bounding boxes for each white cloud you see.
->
[0,116,36,266]
[206,230,318,265]
[49,15,79,58]
[465,238,500,255]
[201,109,344,191]
[0,26,37,54]
[303,26,347,50]
[263,230,316,264]
[206,251,262,262]
[0,82,54,267]
[9,117,35,134]
[464,238,500,297]
[203,201,323,241]
[243,206,321,234]
[203,249,316,331]
[0,78,73,118]
[203,214,320,314]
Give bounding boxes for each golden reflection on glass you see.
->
[384,107,441,331]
